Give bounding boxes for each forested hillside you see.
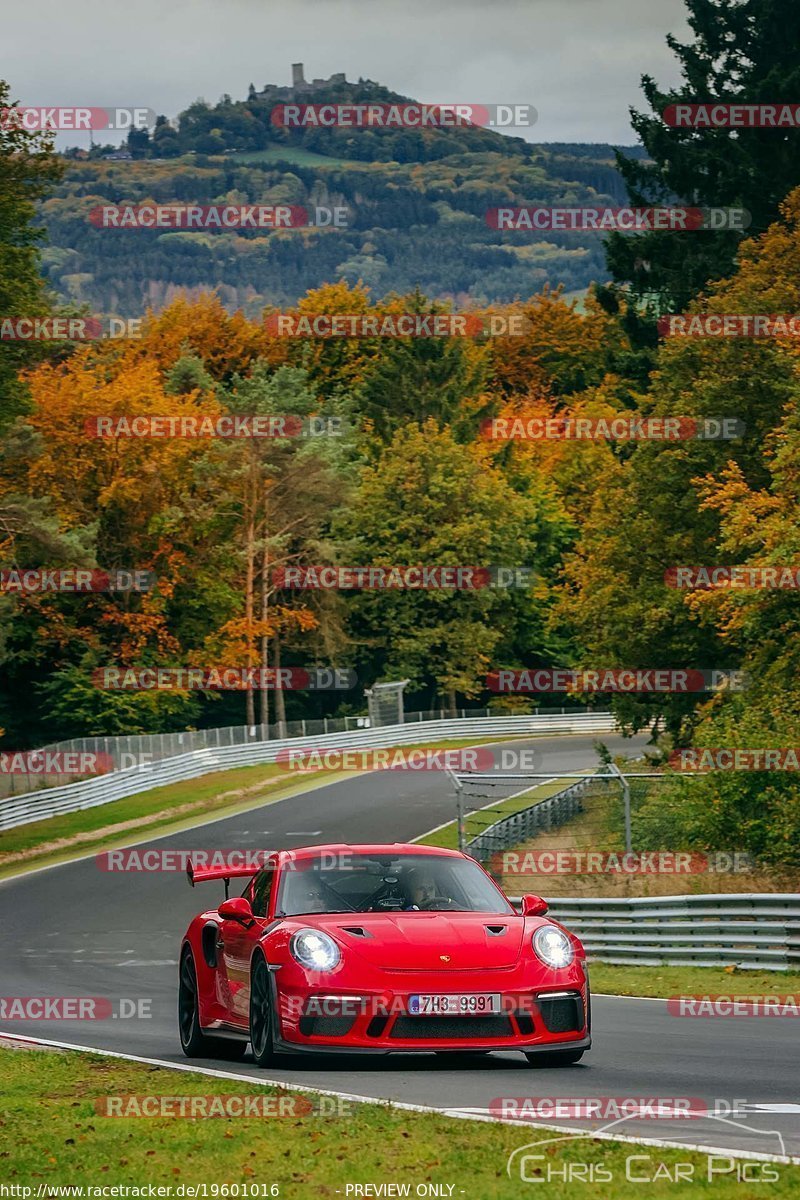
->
[39,77,643,313]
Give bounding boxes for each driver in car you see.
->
[404,869,439,910]
[282,869,330,914]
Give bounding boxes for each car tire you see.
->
[179,946,247,1060]
[249,953,277,1066]
[524,1048,585,1066]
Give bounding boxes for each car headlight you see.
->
[532,925,574,969]
[290,929,341,972]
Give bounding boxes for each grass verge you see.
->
[589,963,800,998]
[0,765,340,882]
[2,1046,796,1194]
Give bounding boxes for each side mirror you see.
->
[521,894,549,917]
[218,897,253,923]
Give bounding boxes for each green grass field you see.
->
[228,146,358,167]
[588,963,800,997]
[3,1047,796,1195]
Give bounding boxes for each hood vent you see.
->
[485,925,507,936]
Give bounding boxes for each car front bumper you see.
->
[273,973,590,1053]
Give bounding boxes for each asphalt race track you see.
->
[1,734,797,1161]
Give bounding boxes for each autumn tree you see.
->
[488,288,631,399]
[341,420,570,712]
[557,188,800,739]
[0,345,222,742]
[201,362,354,727]
[270,280,380,401]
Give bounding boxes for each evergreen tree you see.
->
[0,79,63,429]
[607,0,800,313]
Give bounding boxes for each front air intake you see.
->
[537,994,583,1034]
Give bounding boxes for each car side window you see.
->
[250,868,274,917]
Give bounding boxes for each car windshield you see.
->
[276,853,514,915]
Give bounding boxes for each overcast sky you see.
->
[4,0,690,147]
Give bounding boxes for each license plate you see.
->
[408,993,501,1015]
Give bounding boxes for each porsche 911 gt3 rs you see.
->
[178,843,591,1065]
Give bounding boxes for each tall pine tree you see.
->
[606,0,800,314]
[0,79,63,429]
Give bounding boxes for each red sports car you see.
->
[179,843,591,1065]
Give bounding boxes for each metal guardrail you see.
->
[530,894,800,972]
[466,772,612,863]
[0,711,617,832]
[24,705,604,772]
[468,777,798,970]
[0,705,610,795]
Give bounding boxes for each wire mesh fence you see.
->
[450,766,764,899]
[455,770,617,868]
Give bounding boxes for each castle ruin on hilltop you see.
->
[291,63,347,90]
[256,64,349,100]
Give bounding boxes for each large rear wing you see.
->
[186,860,262,898]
